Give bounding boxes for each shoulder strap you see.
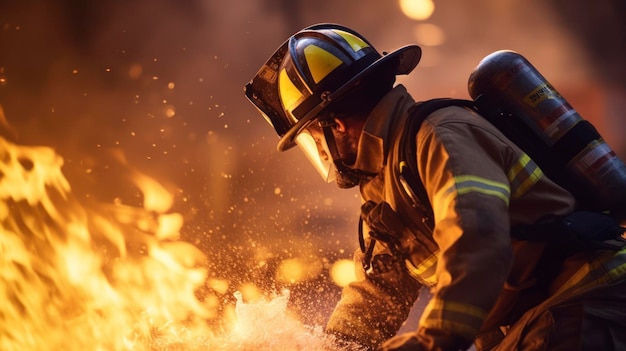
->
[398,98,476,221]
[399,98,625,250]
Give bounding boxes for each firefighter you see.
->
[244,23,626,351]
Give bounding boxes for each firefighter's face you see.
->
[295,117,360,183]
[304,122,331,161]
[310,119,359,163]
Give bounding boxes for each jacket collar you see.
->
[352,84,415,174]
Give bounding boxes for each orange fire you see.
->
[0,134,362,351]
[0,134,210,350]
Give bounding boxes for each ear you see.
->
[333,118,347,133]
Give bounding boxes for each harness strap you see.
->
[399,98,626,249]
[399,98,477,221]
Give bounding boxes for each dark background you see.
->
[1,0,624,328]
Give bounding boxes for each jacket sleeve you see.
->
[415,107,516,343]
[325,241,422,349]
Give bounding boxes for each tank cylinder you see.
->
[468,50,626,219]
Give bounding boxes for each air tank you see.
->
[468,50,626,220]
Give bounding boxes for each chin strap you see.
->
[319,120,372,188]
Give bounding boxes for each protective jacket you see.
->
[325,85,626,350]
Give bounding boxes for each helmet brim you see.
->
[276,44,422,151]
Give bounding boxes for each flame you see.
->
[0,135,210,351]
[0,135,366,351]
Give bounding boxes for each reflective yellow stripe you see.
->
[407,252,438,276]
[304,45,343,84]
[440,300,487,320]
[405,251,439,286]
[419,298,488,339]
[605,261,626,283]
[507,154,543,199]
[333,29,370,52]
[454,175,510,206]
[433,176,510,219]
[555,247,626,297]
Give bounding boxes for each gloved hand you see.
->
[325,330,375,351]
[379,329,472,351]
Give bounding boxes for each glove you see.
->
[325,330,375,351]
[379,329,472,351]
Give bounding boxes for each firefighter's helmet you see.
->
[245,23,422,151]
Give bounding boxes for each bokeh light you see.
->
[330,259,356,287]
[413,23,446,46]
[399,0,435,21]
[276,257,323,284]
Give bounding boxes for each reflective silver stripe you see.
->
[433,176,510,219]
[454,175,510,205]
[507,153,543,199]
